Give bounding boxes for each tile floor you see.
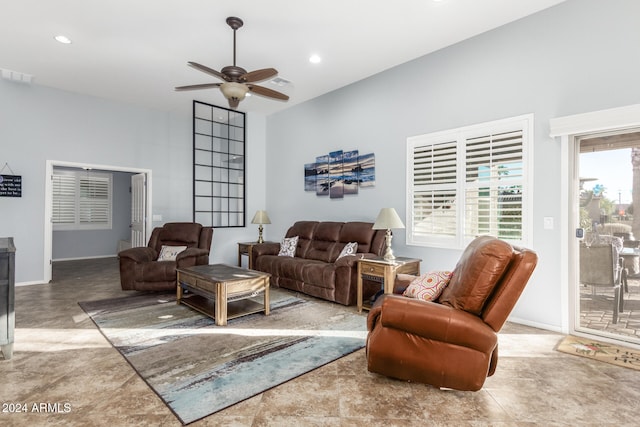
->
[1,258,640,426]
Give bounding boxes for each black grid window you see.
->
[193,101,245,227]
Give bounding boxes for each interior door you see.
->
[131,173,146,247]
[574,130,640,345]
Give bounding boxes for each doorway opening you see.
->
[576,130,640,345]
[43,160,152,283]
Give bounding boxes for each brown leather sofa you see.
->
[252,221,387,305]
[118,222,213,291]
[366,236,537,391]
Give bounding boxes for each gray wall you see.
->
[0,78,266,283]
[264,0,640,331]
[0,81,191,282]
[52,169,133,260]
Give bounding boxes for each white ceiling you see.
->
[0,0,566,116]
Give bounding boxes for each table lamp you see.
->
[372,208,405,261]
[251,210,271,243]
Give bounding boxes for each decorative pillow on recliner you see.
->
[157,245,187,261]
[337,242,358,259]
[438,237,513,315]
[402,271,452,301]
[278,236,298,257]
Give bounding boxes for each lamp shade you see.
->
[251,210,271,225]
[372,208,405,230]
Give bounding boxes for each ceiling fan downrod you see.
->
[226,17,243,67]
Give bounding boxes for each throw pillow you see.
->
[157,245,187,261]
[278,236,298,257]
[403,271,453,302]
[337,242,358,259]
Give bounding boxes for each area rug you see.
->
[79,290,367,425]
[556,335,640,371]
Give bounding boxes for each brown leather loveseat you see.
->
[118,222,213,291]
[252,221,387,305]
[366,236,537,391]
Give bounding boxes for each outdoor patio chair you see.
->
[579,242,625,323]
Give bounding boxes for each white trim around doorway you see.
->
[43,160,153,283]
[550,103,640,336]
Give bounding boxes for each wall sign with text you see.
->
[0,175,22,197]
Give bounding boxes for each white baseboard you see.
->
[52,254,118,262]
[16,280,49,287]
[507,316,564,333]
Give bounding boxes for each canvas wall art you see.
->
[304,150,375,198]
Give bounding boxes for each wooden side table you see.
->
[357,257,421,312]
[237,241,275,269]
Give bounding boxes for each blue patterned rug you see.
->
[79,290,367,425]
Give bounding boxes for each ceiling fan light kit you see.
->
[175,16,289,110]
[221,82,249,101]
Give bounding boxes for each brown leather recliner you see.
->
[366,236,537,391]
[118,222,213,291]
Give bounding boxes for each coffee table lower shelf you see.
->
[179,292,267,323]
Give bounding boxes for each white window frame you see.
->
[52,169,113,231]
[406,114,533,250]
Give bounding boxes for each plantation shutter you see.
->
[464,129,524,241]
[52,170,112,230]
[407,114,531,249]
[79,175,110,225]
[52,174,76,225]
[409,139,458,244]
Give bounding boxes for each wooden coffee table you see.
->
[176,264,270,326]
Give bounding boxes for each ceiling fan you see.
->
[175,16,289,110]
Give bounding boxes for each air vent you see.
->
[270,77,290,87]
[1,68,33,84]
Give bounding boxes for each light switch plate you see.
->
[543,217,554,230]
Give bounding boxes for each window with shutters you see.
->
[407,114,533,249]
[52,169,112,230]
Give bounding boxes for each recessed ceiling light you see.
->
[54,35,72,44]
[309,54,322,64]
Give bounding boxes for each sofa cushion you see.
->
[302,261,337,289]
[156,222,202,249]
[438,237,513,315]
[306,222,343,262]
[278,236,298,257]
[339,222,376,253]
[285,221,318,258]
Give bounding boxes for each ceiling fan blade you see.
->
[174,83,222,91]
[247,84,289,101]
[187,62,229,81]
[241,68,278,83]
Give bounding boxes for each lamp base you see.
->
[382,229,395,261]
[257,224,264,244]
